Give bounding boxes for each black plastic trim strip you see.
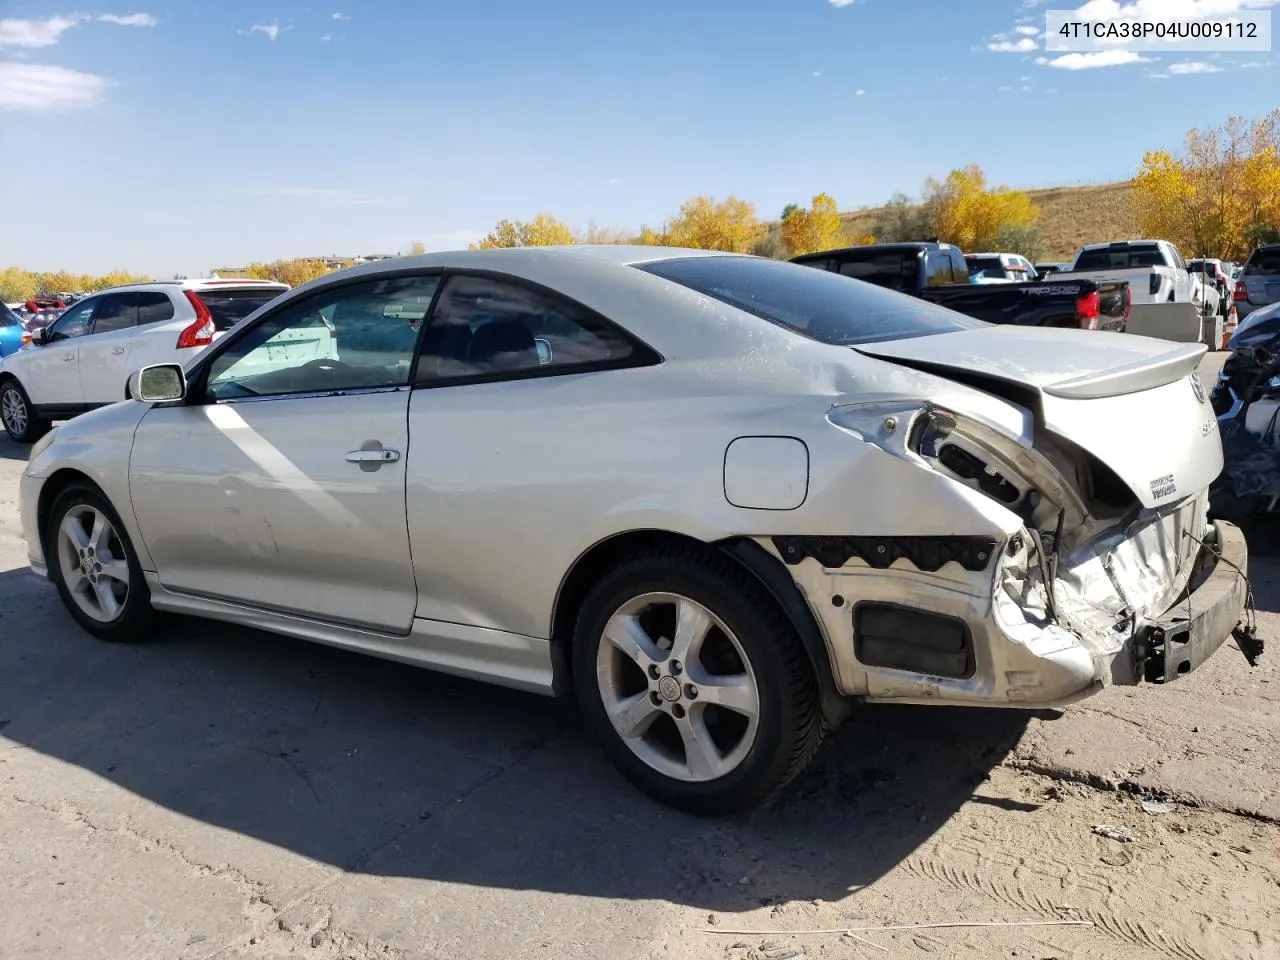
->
[772,535,997,573]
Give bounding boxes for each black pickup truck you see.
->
[792,242,1130,331]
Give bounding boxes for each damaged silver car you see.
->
[17,246,1256,815]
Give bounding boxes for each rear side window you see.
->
[91,294,138,335]
[136,292,175,325]
[1244,249,1280,275]
[924,252,952,287]
[640,256,987,345]
[416,275,641,383]
[196,286,288,331]
[832,250,920,293]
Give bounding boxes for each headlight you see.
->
[28,426,58,463]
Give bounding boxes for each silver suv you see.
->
[1235,244,1280,321]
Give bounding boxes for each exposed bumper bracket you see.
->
[1135,520,1256,684]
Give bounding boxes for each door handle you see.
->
[345,441,401,472]
[112,346,126,355]
[346,449,400,463]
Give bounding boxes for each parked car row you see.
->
[12,245,1255,813]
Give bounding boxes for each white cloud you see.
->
[248,22,280,41]
[97,13,158,27]
[1168,60,1223,73]
[1015,25,1040,35]
[812,70,821,77]
[1239,59,1270,66]
[855,88,866,95]
[0,62,108,110]
[1041,49,1151,68]
[829,0,858,7]
[607,177,621,185]
[988,37,1038,52]
[0,15,85,47]
[997,84,1014,91]
[320,32,332,41]
[332,11,351,19]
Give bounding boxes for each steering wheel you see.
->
[299,358,355,377]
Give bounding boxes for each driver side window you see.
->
[205,274,441,401]
[47,299,97,341]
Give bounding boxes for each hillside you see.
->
[837,181,1139,261]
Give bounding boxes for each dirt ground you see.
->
[2,354,1277,960]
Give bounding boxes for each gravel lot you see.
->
[2,355,1277,960]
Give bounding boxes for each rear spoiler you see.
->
[1041,342,1206,400]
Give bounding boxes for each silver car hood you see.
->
[855,327,1222,511]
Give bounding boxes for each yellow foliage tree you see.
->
[406,240,427,256]
[1134,109,1280,259]
[657,196,765,252]
[780,193,846,256]
[923,164,1040,251]
[471,214,575,249]
[241,258,333,286]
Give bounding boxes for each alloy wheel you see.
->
[55,505,131,623]
[1,386,27,437]
[595,592,761,783]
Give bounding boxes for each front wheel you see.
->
[46,483,157,641]
[572,548,824,815]
[0,379,49,443]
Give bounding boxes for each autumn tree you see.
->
[923,165,1040,251]
[1134,109,1280,260]
[752,228,788,259]
[472,214,575,249]
[406,240,426,256]
[242,258,333,286]
[652,196,765,252]
[780,193,846,256]
[873,193,933,243]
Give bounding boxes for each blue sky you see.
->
[0,0,1277,276]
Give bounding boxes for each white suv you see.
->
[0,278,289,442]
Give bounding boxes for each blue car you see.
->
[0,303,26,358]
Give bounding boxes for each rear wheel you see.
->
[0,378,49,444]
[572,547,824,815]
[46,484,157,641]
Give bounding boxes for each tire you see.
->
[0,378,49,444]
[572,546,824,815]
[45,482,157,642]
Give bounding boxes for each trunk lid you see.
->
[855,327,1223,510]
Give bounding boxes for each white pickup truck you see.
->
[1054,240,1193,304]
[1052,239,1220,344]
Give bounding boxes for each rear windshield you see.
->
[1243,249,1280,275]
[639,256,986,345]
[966,257,1004,275]
[819,249,921,293]
[1074,244,1168,270]
[196,286,287,331]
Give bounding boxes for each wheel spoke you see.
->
[65,567,89,596]
[676,712,726,781]
[668,596,713,666]
[92,580,121,620]
[98,557,130,587]
[60,514,90,552]
[607,691,662,740]
[603,613,663,669]
[88,510,111,553]
[695,674,759,720]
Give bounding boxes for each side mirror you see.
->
[30,327,47,345]
[135,364,187,403]
[534,338,553,364]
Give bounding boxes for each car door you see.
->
[128,273,441,633]
[76,292,142,404]
[21,296,97,407]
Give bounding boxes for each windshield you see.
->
[639,256,986,345]
[1243,249,1280,275]
[1074,244,1168,270]
[196,287,288,331]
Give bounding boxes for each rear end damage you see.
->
[767,340,1259,707]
